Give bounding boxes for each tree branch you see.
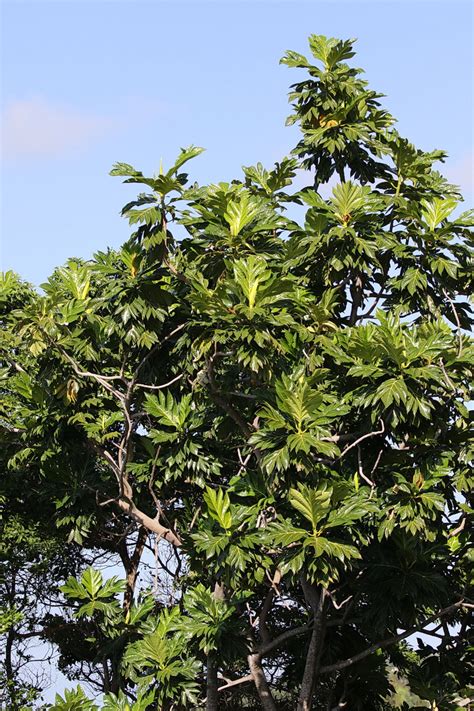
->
[218,674,253,692]
[319,601,466,675]
[337,420,385,461]
[135,373,184,390]
[206,353,253,438]
[57,346,126,401]
[115,490,182,547]
[133,323,187,380]
[349,275,363,325]
[258,586,276,646]
[443,289,463,356]
[260,622,313,657]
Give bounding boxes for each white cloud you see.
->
[1,97,113,159]
[445,152,473,195]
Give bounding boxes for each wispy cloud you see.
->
[1,97,113,159]
[446,152,473,195]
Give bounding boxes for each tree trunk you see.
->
[349,275,363,325]
[248,652,278,711]
[122,526,147,615]
[102,660,111,694]
[298,626,321,711]
[206,653,219,711]
[297,580,327,711]
[5,627,18,709]
[113,526,148,695]
[5,627,14,683]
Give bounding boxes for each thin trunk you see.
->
[258,586,275,646]
[349,275,363,325]
[206,653,219,711]
[298,627,320,711]
[5,628,19,710]
[102,660,111,694]
[5,628,14,683]
[297,581,327,711]
[113,527,147,695]
[123,526,147,615]
[248,653,278,711]
[247,585,279,710]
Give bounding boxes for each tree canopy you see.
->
[1,34,472,711]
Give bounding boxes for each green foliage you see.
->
[268,482,369,583]
[1,33,472,711]
[102,688,156,711]
[122,607,201,708]
[50,685,99,710]
[61,567,125,618]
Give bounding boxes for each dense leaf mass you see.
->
[1,35,472,710]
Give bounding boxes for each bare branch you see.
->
[357,445,375,487]
[438,358,457,392]
[58,347,126,401]
[115,495,182,547]
[135,373,184,390]
[133,323,187,380]
[349,274,364,325]
[218,674,253,692]
[370,448,384,476]
[319,600,466,675]
[93,441,181,546]
[4,356,28,374]
[443,289,463,356]
[260,622,313,658]
[449,517,465,537]
[337,420,385,461]
[188,505,201,532]
[327,592,353,611]
[357,287,388,321]
[147,451,162,514]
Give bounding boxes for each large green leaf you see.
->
[421,197,458,229]
[232,255,272,310]
[224,192,267,237]
[169,145,205,172]
[204,488,233,530]
[289,484,332,531]
[308,34,356,69]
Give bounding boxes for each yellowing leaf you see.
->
[66,379,79,403]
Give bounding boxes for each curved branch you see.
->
[133,323,187,380]
[135,373,184,390]
[337,420,385,461]
[443,289,463,356]
[91,441,182,546]
[116,495,182,547]
[218,674,253,692]
[319,600,466,675]
[260,622,313,657]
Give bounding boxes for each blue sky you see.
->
[1,0,473,287]
[0,1,472,700]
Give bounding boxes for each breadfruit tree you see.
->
[1,34,472,711]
